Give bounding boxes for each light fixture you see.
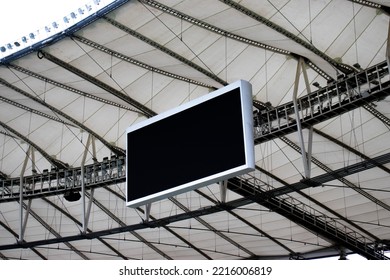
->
[14,41,20,47]
[0,46,6,52]
[312,82,321,88]
[63,189,81,202]
[353,63,363,71]
[29,33,35,39]
[338,247,348,260]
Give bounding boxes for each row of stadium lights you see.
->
[0,0,112,58]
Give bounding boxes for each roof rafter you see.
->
[254,163,380,242]
[41,196,129,260]
[228,177,387,259]
[71,35,215,89]
[7,64,142,114]
[0,76,125,157]
[0,120,68,169]
[0,220,47,260]
[219,0,355,74]
[140,0,290,55]
[0,95,76,127]
[89,192,173,260]
[169,196,256,258]
[39,50,156,118]
[103,15,228,87]
[103,186,213,259]
[16,199,89,259]
[347,0,390,15]
[140,0,333,81]
[281,135,390,213]
[195,189,298,257]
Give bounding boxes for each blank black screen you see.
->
[127,87,245,203]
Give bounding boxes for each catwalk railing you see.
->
[0,156,126,202]
[229,174,389,260]
[253,60,390,143]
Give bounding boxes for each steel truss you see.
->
[1,61,390,259]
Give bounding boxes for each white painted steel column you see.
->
[292,58,311,179]
[80,134,96,234]
[387,21,390,72]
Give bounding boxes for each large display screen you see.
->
[126,80,254,207]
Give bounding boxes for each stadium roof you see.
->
[0,0,390,260]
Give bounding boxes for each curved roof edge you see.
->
[0,0,130,64]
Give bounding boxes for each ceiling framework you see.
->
[0,0,390,260]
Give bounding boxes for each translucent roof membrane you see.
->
[0,0,390,260]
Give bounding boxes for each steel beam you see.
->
[0,77,125,156]
[169,196,256,258]
[103,186,212,259]
[103,16,227,87]
[254,61,390,144]
[0,120,68,169]
[195,189,297,256]
[219,0,355,74]
[39,50,156,118]
[72,35,214,88]
[227,176,387,260]
[8,64,141,113]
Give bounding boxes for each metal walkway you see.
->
[253,60,390,143]
[228,176,389,260]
